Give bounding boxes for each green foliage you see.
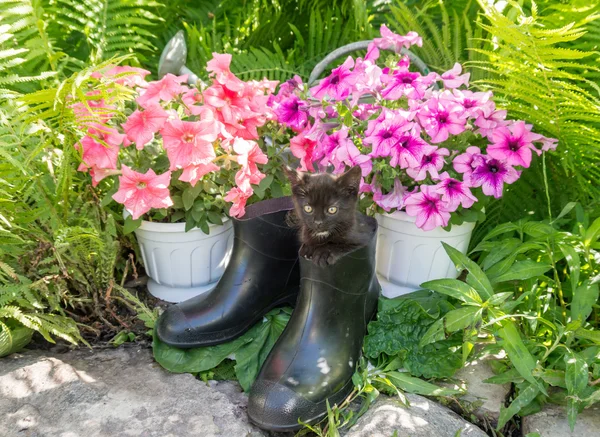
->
[421,209,600,431]
[364,292,463,378]
[152,307,291,391]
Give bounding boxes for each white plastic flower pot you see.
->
[129,216,234,303]
[375,211,475,298]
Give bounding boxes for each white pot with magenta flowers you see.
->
[72,55,285,302]
[269,25,558,298]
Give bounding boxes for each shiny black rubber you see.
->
[247,215,381,431]
[155,197,301,348]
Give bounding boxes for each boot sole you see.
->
[162,291,298,349]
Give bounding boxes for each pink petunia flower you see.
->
[94,66,150,88]
[452,146,485,181]
[487,121,544,168]
[76,135,120,172]
[224,186,252,218]
[136,73,187,108]
[406,147,449,181]
[380,56,436,100]
[469,157,521,198]
[179,162,220,187]
[388,127,431,169]
[160,117,219,170]
[319,126,353,169]
[449,89,494,119]
[72,91,115,126]
[404,185,452,231]
[373,24,423,52]
[310,56,358,101]
[234,138,267,190]
[373,179,406,212]
[274,95,309,131]
[440,63,470,89]
[364,110,414,158]
[89,167,122,187]
[434,172,478,210]
[207,53,245,93]
[121,104,169,150]
[334,141,373,177]
[290,131,317,172]
[112,166,173,220]
[474,107,508,139]
[417,92,468,143]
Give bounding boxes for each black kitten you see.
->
[284,166,370,267]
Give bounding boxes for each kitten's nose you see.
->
[314,219,322,225]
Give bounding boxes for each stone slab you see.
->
[522,403,600,437]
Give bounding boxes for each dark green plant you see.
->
[421,206,600,431]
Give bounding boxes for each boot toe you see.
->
[248,380,321,431]
[155,305,192,346]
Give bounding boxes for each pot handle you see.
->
[307,40,432,86]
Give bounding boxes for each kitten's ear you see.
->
[336,166,362,197]
[284,166,305,187]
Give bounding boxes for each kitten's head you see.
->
[284,166,362,239]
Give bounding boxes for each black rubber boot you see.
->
[247,215,380,432]
[156,197,301,348]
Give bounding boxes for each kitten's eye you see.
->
[303,205,313,213]
[327,206,338,215]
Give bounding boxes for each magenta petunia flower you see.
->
[404,185,451,231]
[487,121,544,168]
[474,108,508,138]
[380,57,436,100]
[434,172,478,210]
[448,89,494,119]
[373,24,423,52]
[364,110,413,157]
[373,179,406,212]
[452,146,485,181]
[122,104,169,150]
[469,157,521,198]
[319,127,352,168]
[417,92,468,143]
[388,128,430,169]
[136,73,187,108]
[160,117,219,170]
[406,147,449,181]
[310,56,358,101]
[334,141,373,177]
[112,166,173,219]
[440,63,470,89]
[274,95,309,131]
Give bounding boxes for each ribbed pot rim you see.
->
[375,210,475,237]
[123,210,230,234]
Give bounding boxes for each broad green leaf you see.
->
[523,222,556,238]
[483,368,524,385]
[571,282,599,322]
[559,243,580,292]
[0,323,33,358]
[490,260,551,283]
[565,351,588,397]
[442,242,493,300]
[482,222,519,241]
[497,383,540,429]
[182,188,197,211]
[553,202,577,222]
[576,328,600,344]
[207,211,223,226]
[478,238,521,271]
[534,369,566,388]
[487,292,514,306]
[123,216,142,235]
[498,320,540,389]
[584,217,600,249]
[445,307,481,333]
[420,279,482,304]
[582,388,600,406]
[419,318,445,347]
[386,371,461,396]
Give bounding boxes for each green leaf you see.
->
[497,383,540,429]
[420,279,482,304]
[482,222,519,241]
[123,216,142,235]
[565,351,588,430]
[498,320,540,389]
[584,217,600,249]
[199,219,210,235]
[522,222,556,238]
[487,292,514,306]
[571,282,599,322]
[483,368,524,385]
[182,188,197,211]
[444,307,481,333]
[207,212,223,226]
[233,308,290,391]
[575,328,600,344]
[419,318,445,347]
[442,242,493,300]
[554,202,577,222]
[386,371,461,396]
[490,260,552,283]
[559,243,580,292]
[0,323,33,358]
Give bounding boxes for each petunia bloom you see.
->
[373,179,406,212]
[487,121,544,168]
[274,95,309,131]
[434,172,478,210]
[406,147,449,181]
[224,186,252,218]
[112,166,173,220]
[179,162,220,187]
[440,63,470,89]
[136,73,187,108]
[417,92,468,143]
[380,56,436,100]
[373,24,423,52]
[161,117,219,170]
[76,135,120,173]
[469,157,521,198]
[452,146,485,181]
[121,104,169,150]
[334,141,373,177]
[290,131,318,172]
[404,185,452,231]
[310,56,358,101]
[364,110,414,158]
[388,128,430,169]
[234,138,267,191]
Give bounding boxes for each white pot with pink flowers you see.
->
[270,25,557,298]
[72,54,288,302]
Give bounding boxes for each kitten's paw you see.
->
[312,248,333,267]
[299,244,313,259]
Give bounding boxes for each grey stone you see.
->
[441,356,510,424]
[522,403,600,437]
[345,394,488,437]
[0,347,267,437]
